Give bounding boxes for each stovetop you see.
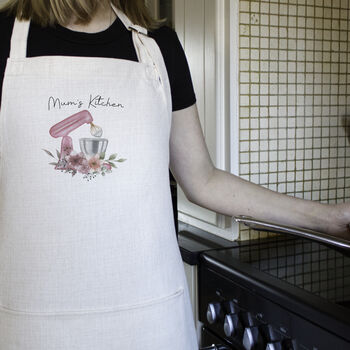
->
[229,236,350,307]
[200,236,350,339]
[178,223,350,310]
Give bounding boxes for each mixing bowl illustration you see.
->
[79,137,108,157]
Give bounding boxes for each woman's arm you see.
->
[169,103,350,239]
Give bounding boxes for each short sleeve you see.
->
[0,11,15,108]
[149,26,197,112]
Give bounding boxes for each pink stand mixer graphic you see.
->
[49,110,108,169]
[43,110,126,181]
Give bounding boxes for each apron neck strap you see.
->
[111,3,148,36]
[10,18,30,59]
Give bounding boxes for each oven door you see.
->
[200,326,238,350]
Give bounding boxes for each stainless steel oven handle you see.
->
[233,216,350,250]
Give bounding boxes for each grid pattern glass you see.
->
[238,0,350,240]
[237,237,350,303]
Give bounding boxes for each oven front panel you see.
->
[199,265,350,350]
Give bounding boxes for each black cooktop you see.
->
[200,236,350,339]
[232,236,350,307]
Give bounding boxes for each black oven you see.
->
[198,236,350,349]
[178,223,350,350]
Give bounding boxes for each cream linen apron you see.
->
[0,5,198,349]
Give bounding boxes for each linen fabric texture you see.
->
[0,5,198,349]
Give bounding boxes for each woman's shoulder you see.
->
[149,24,177,39]
[148,25,182,54]
[148,24,196,111]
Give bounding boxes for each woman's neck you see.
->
[64,4,117,33]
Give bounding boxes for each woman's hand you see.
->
[327,203,350,240]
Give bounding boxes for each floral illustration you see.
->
[44,110,126,181]
[42,148,126,181]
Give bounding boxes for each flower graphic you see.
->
[68,152,86,169]
[102,162,112,171]
[78,160,90,174]
[88,155,101,171]
[42,148,126,181]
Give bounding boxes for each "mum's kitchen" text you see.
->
[48,95,125,111]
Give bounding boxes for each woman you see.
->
[0,0,349,349]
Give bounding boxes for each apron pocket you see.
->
[0,287,198,350]
[0,287,184,316]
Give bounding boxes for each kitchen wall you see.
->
[238,0,350,239]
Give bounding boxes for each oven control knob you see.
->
[206,302,222,324]
[243,326,264,350]
[240,311,256,327]
[266,342,283,350]
[224,313,242,337]
[223,300,238,314]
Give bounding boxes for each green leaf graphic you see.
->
[42,149,55,158]
[109,162,117,168]
[108,153,118,160]
[49,162,58,166]
[117,158,127,162]
[99,152,105,160]
[56,149,61,159]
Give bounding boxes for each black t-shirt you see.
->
[0,11,196,111]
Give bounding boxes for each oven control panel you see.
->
[199,265,350,350]
[205,299,292,350]
[206,300,295,350]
